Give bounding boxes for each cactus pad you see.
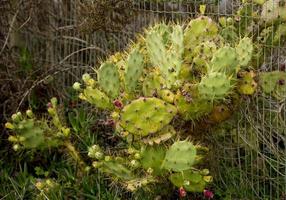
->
[125,49,144,92]
[210,46,238,74]
[261,0,286,23]
[146,24,183,88]
[82,87,113,109]
[158,89,175,104]
[162,141,197,172]
[101,160,133,181]
[142,125,176,145]
[120,97,177,136]
[175,91,213,121]
[192,41,217,67]
[198,72,232,100]
[184,17,218,51]
[169,170,207,192]
[142,72,165,97]
[237,71,257,95]
[236,37,253,68]
[140,145,166,175]
[98,63,120,99]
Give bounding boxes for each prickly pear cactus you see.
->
[124,49,144,93]
[169,170,212,192]
[261,0,286,23]
[7,12,277,196]
[146,24,184,88]
[210,46,238,74]
[162,141,197,172]
[260,71,286,100]
[119,97,177,136]
[237,71,257,95]
[236,37,254,68]
[140,145,166,175]
[142,72,165,97]
[199,72,232,100]
[175,86,213,121]
[98,62,120,99]
[184,16,218,52]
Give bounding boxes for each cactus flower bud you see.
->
[72,82,81,90]
[50,97,57,107]
[16,112,22,118]
[8,136,18,142]
[147,167,153,174]
[62,128,70,137]
[134,153,141,160]
[200,169,210,175]
[226,17,234,25]
[104,156,111,161]
[203,176,213,183]
[26,109,33,118]
[183,180,190,186]
[92,161,102,168]
[95,152,103,160]
[48,108,56,116]
[130,160,140,168]
[78,93,86,100]
[82,73,91,83]
[5,122,14,130]
[11,114,18,122]
[13,144,19,151]
[199,4,206,15]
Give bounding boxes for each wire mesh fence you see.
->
[1,0,286,199]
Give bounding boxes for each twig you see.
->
[0,0,23,55]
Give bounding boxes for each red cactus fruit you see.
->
[113,100,123,109]
[203,189,214,199]
[179,187,187,198]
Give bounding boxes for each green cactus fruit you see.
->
[101,160,133,181]
[237,71,257,95]
[146,24,183,88]
[140,145,166,175]
[236,37,253,68]
[142,72,165,97]
[210,46,238,74]
[162,141,197,172]
[158,89,175,104]
[98,62,120,99]
[142,125,176,145]
[169,170,207,192]
[261,0,286,23]
[192,41,217,68]
[198,72,232,100]
[125,49,144,93]
[82,87,113,110]
[120,97,177,136]
[184,16,218,52]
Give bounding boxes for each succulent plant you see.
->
[7,11,276,195]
